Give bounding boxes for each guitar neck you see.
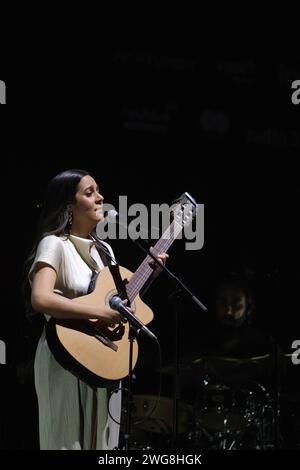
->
[126,219,183,302]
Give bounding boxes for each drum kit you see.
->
[121,351,300,450]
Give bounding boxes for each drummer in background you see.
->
[192,271,274,387]
[207,272,271,358]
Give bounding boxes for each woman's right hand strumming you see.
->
[98,306,126,325]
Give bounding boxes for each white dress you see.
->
[29,234,121,450]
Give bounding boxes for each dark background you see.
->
[1,2,299,449]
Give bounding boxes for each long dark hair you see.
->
[26,169,90,272]
[23,169,92,313]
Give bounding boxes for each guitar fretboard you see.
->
[126,218,183,301]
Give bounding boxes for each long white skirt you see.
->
[34,329,121,450]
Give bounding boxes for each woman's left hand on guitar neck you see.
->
[149,248,169,276]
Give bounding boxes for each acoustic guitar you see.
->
[46,192,197,386]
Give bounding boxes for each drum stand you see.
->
[202,428,245,450]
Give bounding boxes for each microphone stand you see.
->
[133,239,207,450]
[123,324,138,451]
[133,238,207,314]
[168,289,182,450]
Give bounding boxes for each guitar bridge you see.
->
[93,331,118,352]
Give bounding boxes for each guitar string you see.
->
[127,219,183,300]
[127,221,182,300]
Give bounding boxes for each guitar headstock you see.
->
[171,192,198,228]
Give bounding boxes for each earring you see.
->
[68,209,73,227]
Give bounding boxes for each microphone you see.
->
[106,210,137,227]
[105,209,152,238]
[109,295,157,341]
[106,209,121,224]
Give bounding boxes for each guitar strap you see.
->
[93,243,128,300]
[67,237,113,294]
[107,265,128,301]
[69,236,127,300]
[87,241,111,294]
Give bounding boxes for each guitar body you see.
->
[46,265,154,387]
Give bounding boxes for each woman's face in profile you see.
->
[71,175,104,227]
[215,284,247,325]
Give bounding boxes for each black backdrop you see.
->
[1,2,299,450]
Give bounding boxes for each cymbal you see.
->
[245,353,271,362]
[192,356,245,366]
[160,353,272,376]
[281,352,300,361]
[195,354,272,383]
[159,358,194,375]
[192,353,271,367]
